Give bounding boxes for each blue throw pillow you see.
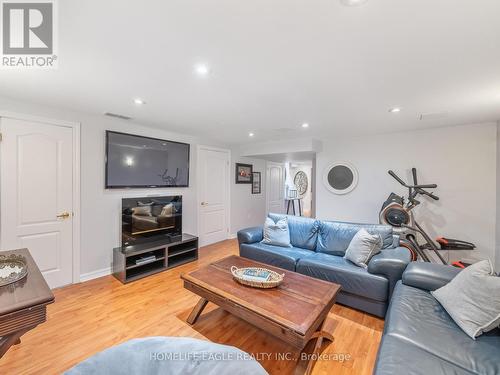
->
[261,217,292,247]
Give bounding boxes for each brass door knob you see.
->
[56,212,71,219]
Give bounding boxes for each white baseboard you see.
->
[80,267,111,283]
[228,233,237,239]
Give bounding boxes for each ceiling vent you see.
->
[104,112,132,120]
[419,112,448,121]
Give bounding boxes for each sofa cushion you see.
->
[296,252,389,302]
[384,281,500,375]
[336,290,388,318]
[268,213,319,250]
[239,242,314,271]
[316,221,393,256]
[374,334,475,375]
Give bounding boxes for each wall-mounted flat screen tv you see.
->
[105,131,190,188]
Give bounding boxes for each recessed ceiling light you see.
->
[195,64,210,76]
[340,0,368,6]
[248,132,255,137]
[301,123,310,128]
[134,98,145,105]
[389,107,401,113]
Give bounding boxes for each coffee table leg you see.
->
[297,318,335,375]
[187,297,209,325]
[0,328,30,358]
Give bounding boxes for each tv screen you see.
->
[122,196,182,246]
[106,131,190,188]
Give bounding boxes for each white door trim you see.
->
[0,111,81,285]
[196,145,231,246]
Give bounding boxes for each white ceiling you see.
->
[1,0,500,145]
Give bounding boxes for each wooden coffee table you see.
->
[181,255,341,374]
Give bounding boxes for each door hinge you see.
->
[0,132,2,141]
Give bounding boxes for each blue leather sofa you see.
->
[375,262,500,375]
[237,214,411,317]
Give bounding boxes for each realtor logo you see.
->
[1,0,57,68]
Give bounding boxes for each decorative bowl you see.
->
[0,254,28,287]
[231,266,284,289]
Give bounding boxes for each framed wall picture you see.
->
[235,163,253,184]
[252,172,261,194]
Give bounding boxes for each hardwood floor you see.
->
[0,239,384,375]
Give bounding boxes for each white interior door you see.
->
[0,117,74,288]
[198,146,230,247]
[266,163,284,214]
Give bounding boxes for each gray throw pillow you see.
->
[344,228,383,268]
[431,260,500,339]
[261,217,292,247]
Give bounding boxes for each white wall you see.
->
[80,118,206,275]
[230,152,267,236]
[0,96,227,277]
[496,122,500,272]
[316,123,497,264]
[311,157,317,217]
[239,138,322,158]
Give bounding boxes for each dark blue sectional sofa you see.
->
[374,262,500,375]
[237,213,412,317]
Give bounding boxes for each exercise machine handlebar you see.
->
[388,170,439,201]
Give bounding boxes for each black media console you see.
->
[112,234,198,284]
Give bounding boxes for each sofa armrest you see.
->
[402,262,461,291]
[237,227,263,245]
[367,247,412,298]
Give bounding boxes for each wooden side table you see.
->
[0,248,54,358]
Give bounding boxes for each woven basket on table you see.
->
[230,266,284,289]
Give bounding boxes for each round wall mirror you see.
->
[323,162,358,195]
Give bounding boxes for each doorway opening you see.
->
[265,155,316,218]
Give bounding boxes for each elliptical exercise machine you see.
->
[379,168,475,265]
